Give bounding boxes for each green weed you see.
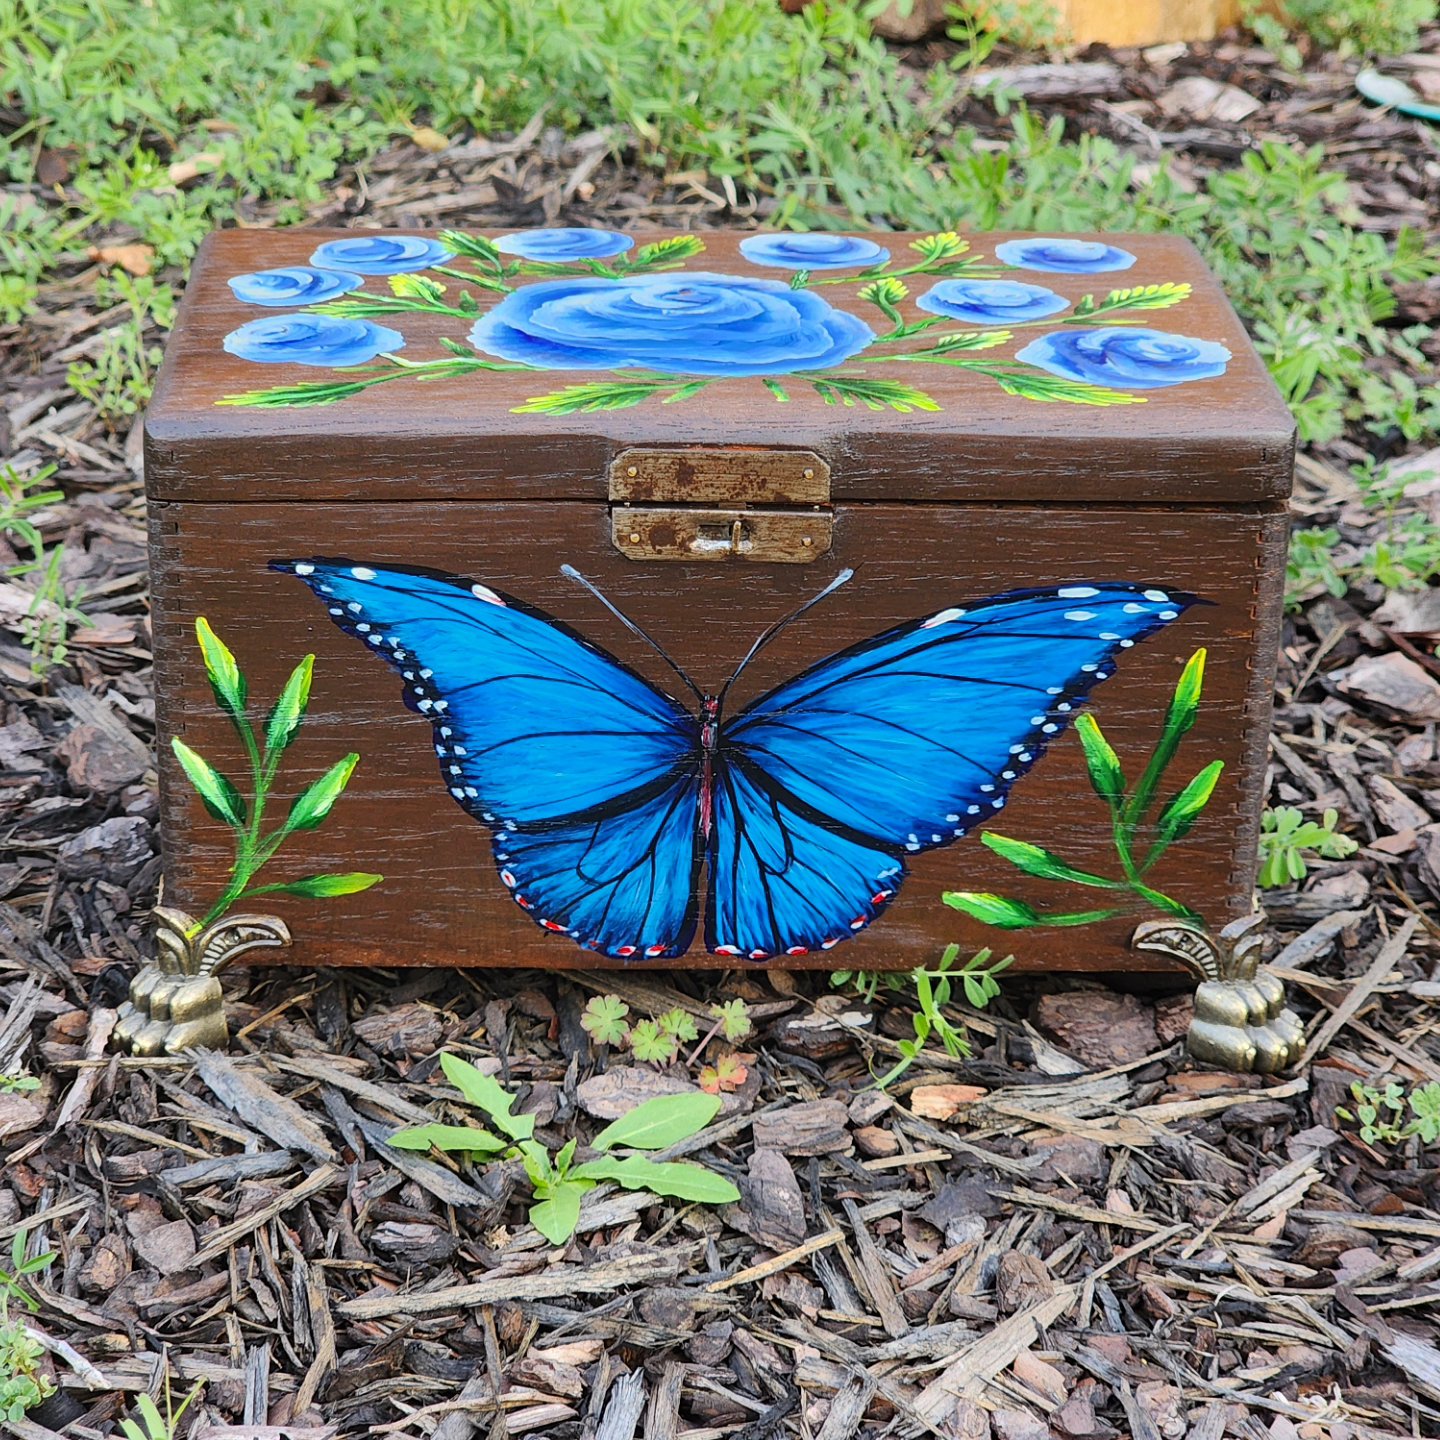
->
[390,1053,739,1245]
[66,272,174,425]
[1339,1079,1440,1148]
[1264,0,1437,56]
[1258,806,1358,887]
[0,463,86,679]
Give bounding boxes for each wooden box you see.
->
[145,226,1293,975]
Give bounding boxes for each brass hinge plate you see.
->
[612,506,833,563]
[609,447,830,505]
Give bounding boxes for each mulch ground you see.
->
[2,23,1440,1440]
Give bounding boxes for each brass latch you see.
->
[609,447,832,563]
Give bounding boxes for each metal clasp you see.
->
[608,447,832,564]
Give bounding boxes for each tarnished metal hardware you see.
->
[611,505,832,563]
[1131,913,1305,1075]
[114,906,291,1056]
[609,447,832,563]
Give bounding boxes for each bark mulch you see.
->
[2,24,1440,1440]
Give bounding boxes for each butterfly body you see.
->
[277,560,1195,962]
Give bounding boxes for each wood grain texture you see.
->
[145,229,1295,506]
[149,498,1289,975]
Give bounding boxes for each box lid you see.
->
[145,227,1294,505]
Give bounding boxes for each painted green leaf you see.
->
[762,378,790,402]
[910,330,1013,355]
[515,380,684,415]
[218,380,372,408]
[390,273,446,302]
[439,229,502,265]
[387,1122,508,1154]
[942,891,1041,928]
[809,376,941,413]
[981,833,1119,888]
[171,737,245,828]
[1075,713,1126,806]
[1124,648,1207,830]
[1071,282,1192,318]
[1153,759,1225,850]
[858,275,908,322]
[572,1155,740,1204]
[439,1052,535,1141]
[626,234,705,269]
[251,872,383,899]
[283,753,358,832]
[530,1181,587,1246]
[984,368,1144,407]
[592,1092,720,1152]
[195,616,246,718]
[264,653,314,756]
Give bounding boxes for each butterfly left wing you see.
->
[710,583,1194,958]
[279,560,703,958]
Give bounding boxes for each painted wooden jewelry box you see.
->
[144,226,1294,985]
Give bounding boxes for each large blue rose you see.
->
[468,273,876,377]
[494,228,634,261]
[227,266,366,306]
[309,236,453,275]
[917,279,1067,326]
[223,314,405,367]
[740,234,890,270]
[1016,328,1231,389]
[995,238,1137,274]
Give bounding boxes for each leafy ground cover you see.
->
[3,3,1440,1436]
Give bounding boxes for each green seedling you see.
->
[945,649,1222,931]
[175,617,382,930]
[1339,1080,1440,1148]
[1258,806,1358,888]
[579,994,754,1075]
[118,1372,205,1440]
[390,1052,740,1245]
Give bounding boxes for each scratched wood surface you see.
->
[145,228,1295,506]
[148,499,1289,974]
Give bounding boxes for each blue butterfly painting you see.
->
[277,560,1194,961]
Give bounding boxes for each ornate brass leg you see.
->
[1132,913,1305,1075]
[114,907,292,1055]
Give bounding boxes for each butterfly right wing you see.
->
[279,560,702,956]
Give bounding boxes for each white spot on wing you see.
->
[922,607,966,629]
[1064,610,1097,622]
[471,583,504,606]
[1058,586,1098,599]
[293,562,314,576]
[351,566,376,580]
[1144,589,1169,602]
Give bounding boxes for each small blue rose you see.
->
[995,238,1137,274]
[917,279,1068,326]
[227,266,366,307]
[1016,328,1231,390]
[468,272,875,378]
[223,314,405,367]
[493,228,635,261]
[739,234,890,271]
[309,236,453,275]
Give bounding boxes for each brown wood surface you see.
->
[149,498,1289,976]
[145,228,1295,506]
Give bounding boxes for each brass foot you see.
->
[115,907,291,1055]
[1132,913,1305,1075]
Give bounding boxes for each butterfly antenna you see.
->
[719,567,854,703]
[560,565,704,702]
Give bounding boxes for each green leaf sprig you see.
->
[173,618,381,929]
[944,648,1222,932]
[390,1053,739,1245]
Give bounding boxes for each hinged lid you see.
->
[146,227,1295,506]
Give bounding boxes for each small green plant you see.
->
[175,617,382,930]
[0,462,86,678]
[1261,0,1436,55]
[1339,1080,1440,1148]
[118,1374,205,1440]
[0,1231,54,1315]
[579,994,753,1076]
[0,1073,39,1094]
[1244,7,1305,69]
[391,1053,740,1244]
[0,1313,51,1424]
[945,649,1222,931]
[1258,806,1358,888]
[66,273,175,425]
[860,944,1015,1088]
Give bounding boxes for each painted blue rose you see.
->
[917,279,1067,326]
[995,238,1137,274]
[309,236,453,275]
[468,273,876,377]
[493,228,634,261]
[1016,328,1231,390]
[739,234,890,271]
[227,266,366,307]
[223,314,405,367]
